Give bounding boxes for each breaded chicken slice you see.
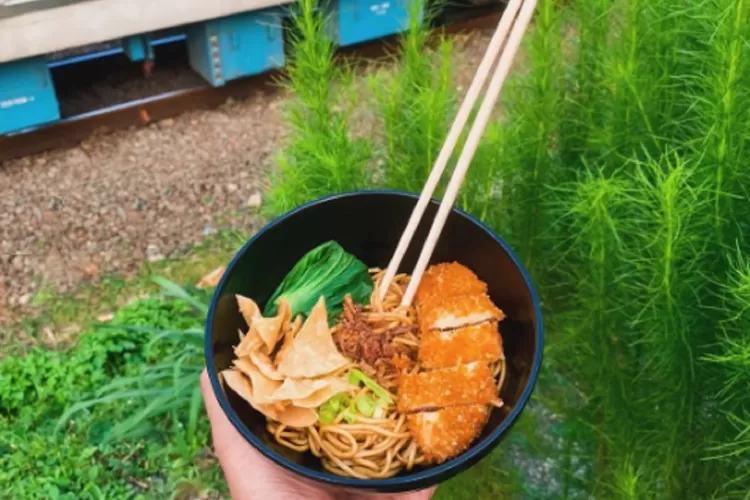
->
[397,361,497,413]
[418,293,504,332]
[415,262,487,306]
[407,404,490,463]
[419,321,503,369]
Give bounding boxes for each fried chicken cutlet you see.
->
[407,404,491,463]
[418,292,505,332]
[419,321,504,369]
[414,262,487,306]
[399,262,507,464]
[397,361,497,413]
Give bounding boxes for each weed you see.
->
[487,0,750,496]
[55,279,207,444]
[265,0,372,214]
[0,291,221,498]
[371,0,456,192]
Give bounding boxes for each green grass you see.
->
[3,0,750,498]
[0,290,224,498]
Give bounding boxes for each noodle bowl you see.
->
[204,190,543,491]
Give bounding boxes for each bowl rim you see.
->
[204,189,544,489]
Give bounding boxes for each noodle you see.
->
[266,268,510,479]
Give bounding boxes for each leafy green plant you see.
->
[703,248,750,493]
[370,0,455,192]
[55,278,206,445]
[0,297,198,426]
[264,240,373,318]
[265,0,372,214]
[478,0,750,496]
[0,281,221,498]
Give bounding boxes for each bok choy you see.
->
[263,240,373,319]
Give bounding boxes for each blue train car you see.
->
[0,0,418,135]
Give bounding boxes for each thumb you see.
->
[200,368,246,457]
[200,368,225,428]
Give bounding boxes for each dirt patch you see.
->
[0,92,285,314]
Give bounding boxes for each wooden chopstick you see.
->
[377,0,526,301]
[399,0,538,308]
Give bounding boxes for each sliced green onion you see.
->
[348,369,393,404]
[330,393,351,411]
[355,395,377,417]
[317,393,351,424]
[372,399,387,419]
[318,407,338,425]
[341,406,357,424]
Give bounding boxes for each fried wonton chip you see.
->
[234,328,263,358]
[271,378,333,401]
[221,369,320,428]
[235,295,265,357]
[289,314,303,336]
[237,295,261,326]
[276,297,349,378]
[274,314,303,362]
[251,298,291,352]
[249,351,284,381]
[293,382,353,409]
[274,406,318,428]
[273,378,328,401]
[220,369,280,419]
[221,368,254,402]
[232,358,282,404]
[270,377,352,407]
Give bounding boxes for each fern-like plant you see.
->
[265,0,372,214]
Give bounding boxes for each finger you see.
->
[200,368,247,457]
[199,368,226,427]
[393,486,438,500]
[341,484,438,500]
[372,486,438,500]
[200,371,339,498]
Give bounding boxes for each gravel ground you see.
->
[0,91,285,311]
[0,28,493,320]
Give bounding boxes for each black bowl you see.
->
[205,190,543,493]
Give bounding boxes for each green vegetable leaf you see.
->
[348,369,393,405]
[264,241,374,319]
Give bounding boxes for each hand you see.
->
[200,369,437,500]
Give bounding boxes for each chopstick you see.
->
[377,0,526,302]
[385,0,538,307]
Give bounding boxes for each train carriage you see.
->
[0,0,418,134]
